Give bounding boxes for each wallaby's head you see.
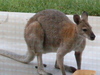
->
[73,11,95,40]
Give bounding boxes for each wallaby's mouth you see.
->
[90,33,95,40]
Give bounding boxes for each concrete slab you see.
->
[0,12,100,75]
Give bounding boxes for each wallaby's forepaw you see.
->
[35,64,47,69]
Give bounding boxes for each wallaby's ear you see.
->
[73,15,80,25]
[81,11,88,21]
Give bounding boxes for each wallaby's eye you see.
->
[82,29,87,32]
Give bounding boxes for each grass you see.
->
[0,0,100,16]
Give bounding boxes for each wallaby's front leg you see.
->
[57,54,66,75]
[37,53,52,75]
[75,52,82,69]
[56,48,68,75]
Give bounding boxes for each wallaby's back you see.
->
[25,9,76,49]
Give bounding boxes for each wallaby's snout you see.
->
[90,32,95,40]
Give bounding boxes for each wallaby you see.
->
[0,9,95,75]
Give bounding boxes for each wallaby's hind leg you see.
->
[25,21,44,53]
[25,21,52,75]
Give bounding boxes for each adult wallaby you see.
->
[0,9,95,75]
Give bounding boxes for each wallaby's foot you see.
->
[35,64,47,69]
[38,70,52,75]
[55,64,76,73]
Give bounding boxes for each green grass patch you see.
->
[0,0,100,16]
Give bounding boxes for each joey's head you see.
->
[73,11,95,40]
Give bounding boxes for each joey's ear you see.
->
[81,11,88,21]
[73,15,80,25]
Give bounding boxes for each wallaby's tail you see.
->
[0,49,35,64]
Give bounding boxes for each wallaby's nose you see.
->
[90,33,95,40]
